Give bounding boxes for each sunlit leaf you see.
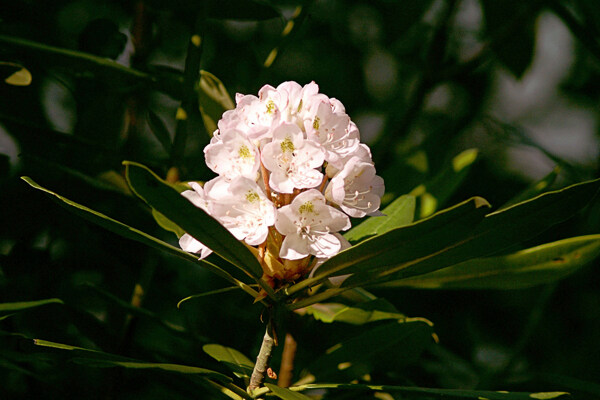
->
[0,62,32,86]
[381,234,600,289]
[178,286,244,308]
[344,195,415,243]
[21,176,258,298]
[198,70,234,135]
[287,383,568,400]
[203,344,254,380]
[346,177,600,287]
[264,384,312,400]
[287,197,490,295]
[297,299,407,325]
[123,162,266,285]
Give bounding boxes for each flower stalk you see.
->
[248,319,276,393]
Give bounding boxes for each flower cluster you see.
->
[180,81,384,287]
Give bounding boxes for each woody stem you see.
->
[248,319,276,393]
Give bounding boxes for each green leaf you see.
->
[203,344,254,381]
[499,166,560,210]
[287,196,490,295]
[178,286,244,308]
[412,148,479,218]
[307,320,434,381]
[146,109,173,154]
[298,299,407,325]
[344,195,416,243]
[152,208,186,238]
[286,383,568,400]
[32,338,231,381]
[0,61,32,86]
[349,177,600,287]
[0,299,63,318]
[197,70,234,135]
[21,176,258,299]
[264,384,312,400]
[381,234,600,289]
[123,162,266,284]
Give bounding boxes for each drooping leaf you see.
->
[198,70,234,135]
[21,176,258,299]
[287,196,490,296]
[264,384,312,400]
[344,177,600,287]
[32,338,231,381]
[344,195,416,243]
[298,299,408,325]
[0,298,63,318]
[203,344,254,380]
[123,162,266,285]
[178,286,244,308]
[307,319,434,381]
[287,383,568,400]
[380,234,600,289]
[146,109,173,154]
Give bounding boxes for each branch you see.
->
[248,319,276,393]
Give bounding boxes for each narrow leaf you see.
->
[499,166,560,210]
[203,344,254,380]
[381,234,600,289]
[178,286,244,308]
[264,384,312,400]
[297,299,407,325]
[32,338,231,381]
[344,195,416,243]
[124,162,264,281]
[0,298,63,317]
[21,176,258,298]
[350,177,600,287]
[146,109,173,154]
[287,196,490,295]
[290,383,568,400]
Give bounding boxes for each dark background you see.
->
[1,0,599,398]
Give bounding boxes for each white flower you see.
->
[179,182,213,259]
[206,176,276,246]
[204,129,260,181]
[309,233,352,285]
[261,123,325,194]
[325,156,385,217]
[304,101,359,168]
[275,190,350,259]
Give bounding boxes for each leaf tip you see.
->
[473,196,491,209]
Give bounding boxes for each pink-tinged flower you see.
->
[304,101,359,168]
[206,177,276,246]
[218,93,281,140]
[275,190,351,259]
[325,156,385,217]
[204,129,260,181]
[179,182,213,259]
[261,123,325,194]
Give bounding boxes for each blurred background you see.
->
[1,0,599,398]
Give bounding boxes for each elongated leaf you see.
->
[344,195,415,243]
[32,338,230,381]
[0,298,63,317]
[499,166,560,210]
[381,234,600,289]
[298,299,407,325]
[124,162,264,281]
[146,109,173,154]
[198,70,234,135]
[264,384,312,400]
[286,197,490,296]
[308,320,434,381]
[21,177,258,298]
[178,286,244,308]
[203,344,254,380]
[361,177,600,286]
[287,383,568,400]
